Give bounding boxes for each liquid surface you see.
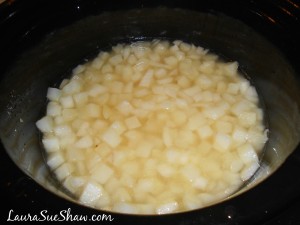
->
[36,40,268,214]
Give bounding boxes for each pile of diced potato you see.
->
[36,40,268,214]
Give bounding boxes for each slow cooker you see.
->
[0,0,300,224]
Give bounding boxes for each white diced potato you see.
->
[60,95,74,108]
[95,190,111,208]
[42,136,60,152]
[224,61,238,77]
[171,110,187,127]
[136,141,153,158]
[245,86,259,102]
[36,116,53,133]
[231,100,251,116]
[183,194,203,210]
[154,68,167,79]
[113,187,132,202]
[176,129,196,147]
[62,79,81,94]
[187,113,206,130]
[162,127,173,147]
[63,176,86,194]
[139,69,154,87]
[47,87,61,101]
[136,178,155,193]
[214,121,233,134]
[156,201,178,214]
[157,163,175,177]
[80,182,104,206]
[227,83,239,94]
[76,121,90,136]
[177,76,191,88]
[164,56,178,66]
[238,143,259,164]
[180,164,201,182]
[47,152,64,170]
[73,92,88,106]
[110,120,127,135]
[116,100,134,115]
[91,57,104,69]
[72,64,85,74]
[84,103,101,118]
[62,108,77,122]
[213,133,231,152]
[183,85,200,97]
[109,54,123,65]
[240,161,260,181]
[113,203,138,214]
[125,116,141,129]
[75,136,93,148]
[55,163,73,181]
[47,102,62,116]
[88,84,108,97]
[238,112,257,127]
[109,81,124,94]
[232,127,248,144]
[239,80,251,94]
[193,176,208,190]
[91,163,114,184]
[101,128,122,147]
[197,125,213,139]
[230,158,244,173]
[54,124,73,136]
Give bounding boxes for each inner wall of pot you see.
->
[0,8,299,204]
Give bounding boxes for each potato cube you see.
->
[125,116,142,129]
[101,128,122,147]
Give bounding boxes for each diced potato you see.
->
[73,92,88,106]
[47,152,64,169]
[113,203,138,214]
[54,124,73,136]
[42,136,60,152]
[113,187,132,202]
[213,133,232,152]
[60,96,75,108]
[238,143,259,164]
[125,116,142,129]
[36,116,53,133]
[62,79,82,94]
[47,87,61,101]
[109,54,123,65]
[240,161,260,181]
[171,110,187,127]
[55,163,73,181]
[157,163,175,177]
[83,103,101,118]
[75,136,93,148]
[238,112,257,127]
[62,108,77,122]
[156,201,179,214]
[101,128,122,148]
[80,182,104,206]
[91,163,114,184]
[72,64,86,74]
[63,176,86,194]
[187,113,206,130]
[139,69,154,87]
[47,102,62,116]
[88,84,108,97]
[197,125,213,139]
